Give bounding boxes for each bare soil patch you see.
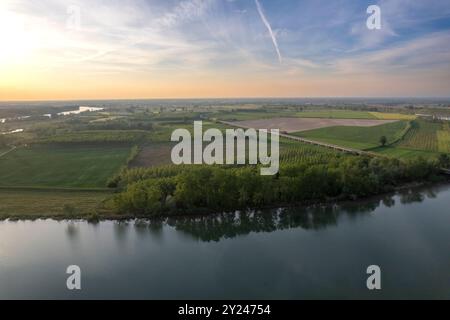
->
[129,143,174,167]
[232,117,398,133]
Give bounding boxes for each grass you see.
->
[370,112,416,120]
[0,145,133,188]
[371,120,450,159]
[371,146,441,159]
[214,110,416,121]
[397,120,441,152]
[0,147,12,157]
[130,143,174,167]
[0,189,111,219]
[279,138,349,164]
[437,123,450,153]
[292,121,409,150]
[39,130,153,144]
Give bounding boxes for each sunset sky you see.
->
[1,0,449,100]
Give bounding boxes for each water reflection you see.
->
[1,183,449,299]
[113,221,129,247]
[110,185,441,242]
[65,222,79,239]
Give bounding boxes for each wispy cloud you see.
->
[254,0,282,63]
[1,0,450,99]
[155,0,213,28]
[333,31,450,75]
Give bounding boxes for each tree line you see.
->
[111,156,445,216]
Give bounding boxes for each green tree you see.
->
[438,154,450,168]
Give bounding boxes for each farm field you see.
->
[214,111,297,121]
[279,138,349,164]
[231,117,397,133]
[0,189,111,218]
[40,130,153,144]
[129,143,174,167]
[397,120,450,153]
[437,130,450,153]
[150,121,230,142]
[216,110,416,121]
[0,101,448,220]
[0,147,12,157]
[370,112,416,120]
[293,121,409,150]
[0,145,133,188]
[370,146,441,159]
[128,136,342,168]
[296,110,376,119]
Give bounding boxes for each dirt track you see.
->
[230,117,397,133]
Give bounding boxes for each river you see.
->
[1,184,450,299]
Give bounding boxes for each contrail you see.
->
[255,0,282,63]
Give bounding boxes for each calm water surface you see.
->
[1,184,450,299]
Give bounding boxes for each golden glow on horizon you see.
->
[2,71,450,101]
[1,2,449,100]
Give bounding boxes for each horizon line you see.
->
[1,96,450,103]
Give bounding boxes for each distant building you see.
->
[415,114,450,121]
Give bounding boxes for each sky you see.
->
[0,0,449,100]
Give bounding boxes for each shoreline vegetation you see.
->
[109,156,448,217]
[1,156,449,222]
[1,179,449,222]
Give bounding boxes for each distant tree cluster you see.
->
[80,119,154,131]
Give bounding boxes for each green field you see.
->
[39,130,153,144]
[0,189,111,219]
[0,147,10,156]
[0,145,132,188]
[398,120,440,151]
[437,130,450,153]
[280,138,349,164]
[370,112,416,120]
[292,121,409,150]
[1,102,448,219]
[370,146,441,159]
[397,120,450,153]
[214,110,416,122]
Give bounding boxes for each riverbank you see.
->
[0,189,112,221]
[1,178,449,222]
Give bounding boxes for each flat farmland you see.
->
[437,130,450,153]
[398,120,440,152]
[0,145,132,188]
[0,189,111,218]
[230,117,397,133]
[296,110,376,119]
[294,121,409,150]
[370,112,416,120]
[129,143,174,167]
[371,146,441,159]
[397,120,450,153]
